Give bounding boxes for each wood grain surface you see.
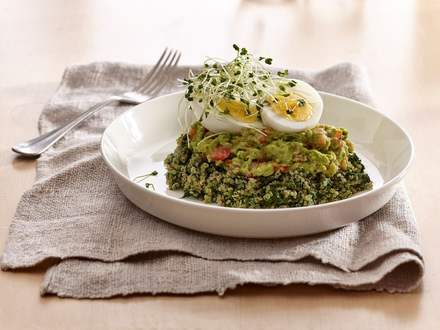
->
[0,0,439,329]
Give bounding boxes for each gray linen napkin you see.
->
[1,62,424,298]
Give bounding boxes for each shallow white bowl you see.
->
[101,91,413,238]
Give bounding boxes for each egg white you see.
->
[261,80,323,133]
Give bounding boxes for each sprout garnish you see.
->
[178,45,297,125]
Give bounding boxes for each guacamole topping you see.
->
[164,122,373,208]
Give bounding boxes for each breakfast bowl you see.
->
[100,90,413,238]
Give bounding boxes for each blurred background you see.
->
[1,0,436,104]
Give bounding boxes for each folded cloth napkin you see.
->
[1,62,424,298]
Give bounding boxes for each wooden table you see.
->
[1,0,439,328]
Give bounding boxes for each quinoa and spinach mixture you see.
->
[165,122,372,208]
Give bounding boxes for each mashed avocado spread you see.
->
[165,122,372,208]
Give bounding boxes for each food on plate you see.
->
[180,45,322,134]
[165,122,372,208]
[164,45,372,208]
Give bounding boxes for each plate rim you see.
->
[100,90,414,213]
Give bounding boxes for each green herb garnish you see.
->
[133,170,158,190]
[178,45,295,124]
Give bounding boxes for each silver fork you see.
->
[12,48,181,158]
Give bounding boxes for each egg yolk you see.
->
[217,99,258,123]
[270,95,313,121]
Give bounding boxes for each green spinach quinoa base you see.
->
[165,122,372,208]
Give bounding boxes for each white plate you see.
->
[101,91,413,238]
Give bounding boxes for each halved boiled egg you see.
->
[261,80,323,133]
[191,98,263,133]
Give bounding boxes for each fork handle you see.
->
[12,97,120,157]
